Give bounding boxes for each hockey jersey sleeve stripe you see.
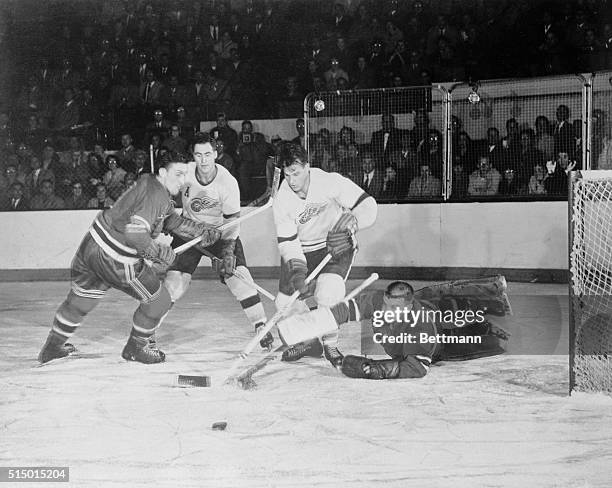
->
[132,214,151,232]
[277,233,298,244]
[350,191,370,211]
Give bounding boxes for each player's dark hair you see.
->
[156,150,188,172]
[278,142,308,168]
[385,281,414,298]
[194,131,218,151]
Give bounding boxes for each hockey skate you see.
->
[121,335,166,364]
[255,322,274,350]
[281,339,323,362]
[38,332,77,363]
[323,344,344,370]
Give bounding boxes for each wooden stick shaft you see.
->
[199,247,276,301]
[174,201,271,255]
[233,269,276,301]
[238,253,333,359]
[221,254,333,384]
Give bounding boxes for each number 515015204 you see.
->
[0,467,69,482]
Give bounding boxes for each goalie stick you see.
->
[221,253,333,384]
[229,272,380,388]
[175,166,281,255]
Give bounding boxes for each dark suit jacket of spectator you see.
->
[140,80,165,106]
[53,100,80,131]
[210,125,239,158]
[2,196,30,211]
[355,168,385,199]
[553,120,575,155]
[476,141,507,170]
[370,127,405,165]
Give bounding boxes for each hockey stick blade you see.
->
[221,254,333,384]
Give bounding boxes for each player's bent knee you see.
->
[134,286,173,329]
[315,274,346,307]
[61,291,100,321]
[164,271,191,302]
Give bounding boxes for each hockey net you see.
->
[569,170,612,394]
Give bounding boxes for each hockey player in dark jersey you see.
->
[38,152,222,364]
[275,276,511,379]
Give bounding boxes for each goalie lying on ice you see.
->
[275,275,512,380]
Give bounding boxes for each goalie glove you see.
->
[287,258,308,295]
[212,240,237,278]
[326,211,358,259]
[341,355,400,380]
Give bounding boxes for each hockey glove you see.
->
[126,222,176,271]
[212,240,237,278]
[155,244,177,268]
[165,213,222,248]
[198,224,222,248]
[341,355,400,380]
[326,211,358,259]
[287,258,308,295]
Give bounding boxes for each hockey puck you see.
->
[177,375,211,387]
[212,421,227,431]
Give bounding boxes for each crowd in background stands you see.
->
[0,0,611,210]
[307,103,597,201]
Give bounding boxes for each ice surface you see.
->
[1,280,611,488]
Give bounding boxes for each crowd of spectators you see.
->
[0,0,611,210]
[306,105,587,201]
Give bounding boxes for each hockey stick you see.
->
[199,248,276,301]
[174,166,281,255]
[231,272,380,388]
[232,269,276,301]
[221,253,333,384]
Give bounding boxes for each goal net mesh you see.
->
[570,171,612,393]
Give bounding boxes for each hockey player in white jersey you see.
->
[164,132,273,349]
[273,142,377,367]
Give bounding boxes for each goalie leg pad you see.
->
[277,307,339,346]
[275,292,310,315]
[438,323,506,361]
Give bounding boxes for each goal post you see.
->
[569,170,612,394]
